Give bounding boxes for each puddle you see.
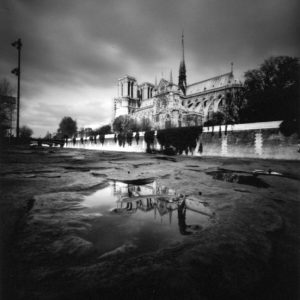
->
[90,172,107,178]
[234,188,251,193]
[154,156,177,162]
[186,168,203,173]
[132,163,155,168]
[206,170,270,188]
[81,179,213,257]
[64,166,91,172]
[160,174,171,179]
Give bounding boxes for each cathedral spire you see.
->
[170,69,173,84]
[178,30,187,95]
[181,30,185,62]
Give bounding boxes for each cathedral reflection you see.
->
[111,180,212,235]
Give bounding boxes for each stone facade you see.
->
[113,71,243,129]
[113,35,243,129]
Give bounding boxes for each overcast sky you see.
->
[1,0,299,137]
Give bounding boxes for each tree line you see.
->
[53,117,112,140]
[206,56,299,136]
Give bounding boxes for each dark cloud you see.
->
[1,0,299,136]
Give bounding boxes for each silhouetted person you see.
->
[177,200,192,235]
[126,202,133,210]
[135,132,140,145]
[198,142,203,153]
[147,198,153,209]
[128,186,133,197]
[117,133,123,146]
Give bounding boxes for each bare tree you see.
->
[0,78,16,138]
[0,78,14,96]
[20,125,33,140]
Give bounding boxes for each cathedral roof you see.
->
[139,82,155,87]
[119,75,136,81]
[159,78,169,85]
[186,72,234,95]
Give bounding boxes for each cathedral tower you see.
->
[178,32,187,95]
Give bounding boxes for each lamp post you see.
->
[11,38,22,139]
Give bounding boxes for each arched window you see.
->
[165,114,171,129]
[178,114,182,127]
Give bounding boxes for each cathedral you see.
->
[113,35,243,129]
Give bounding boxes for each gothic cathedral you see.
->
[113,34,243,129]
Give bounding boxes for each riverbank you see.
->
[1,147,299,299]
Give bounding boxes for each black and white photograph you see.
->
[0,0,299,299]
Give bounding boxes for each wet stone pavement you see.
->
[0,147,300,300]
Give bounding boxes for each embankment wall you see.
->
[65,121,299,160]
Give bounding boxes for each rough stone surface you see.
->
[0,147,299,300]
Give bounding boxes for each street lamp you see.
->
[11,38,22,138]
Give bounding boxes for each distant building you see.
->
[113,34,243,129]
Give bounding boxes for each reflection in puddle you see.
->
[206,170,270,188]
[82,179,213,257]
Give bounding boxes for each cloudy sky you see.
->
[1,0,299,137]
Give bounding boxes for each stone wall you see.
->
[200,121,299,160]
[65,121,300,160]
